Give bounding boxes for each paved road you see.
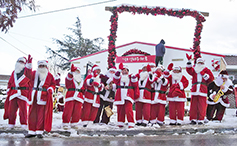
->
[1,134,237,146]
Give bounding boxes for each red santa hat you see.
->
[196,58,205,64]
[173,66,182,72]
[38,60,48,67]
[108,66,117,72]
[149,63,156,67]
[92,64,100,71]
[156,65,164,71]
[17,57,27,64]
[219,70,228,78]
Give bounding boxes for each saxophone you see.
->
[213,82,225,103]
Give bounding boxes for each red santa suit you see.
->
[113,64,139,128]
[81,65,103,126]
[186,58,214,124]
[167,67,189,125]
[62,65,84,128]
[150,72,169,125]
[135,68,155,126]
[4,56,32,129]
[27,60,56,136]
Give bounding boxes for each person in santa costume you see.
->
[54,73,61,93]
[135,64,155,127]
[94,66,116,124]
[25,60,56,138]
[167,66,189,125]
[113,63,139,128]
[62,64,85,129]
[56,87,65,112]
[206,70,233,122]
[186,54,214,125]
[3,55,32,130]
[150,65,169,126]
[81,64,103,127]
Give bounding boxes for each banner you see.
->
[116,55,155,63]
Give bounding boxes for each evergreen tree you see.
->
[47,17,104,70]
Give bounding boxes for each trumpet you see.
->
[213,82,225,103]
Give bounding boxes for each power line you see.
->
[18,0,117,19]
[9,32,52,43]
[0,37,28,56]
[7,34,47,58]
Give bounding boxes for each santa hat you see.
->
[219,70,228,78]
[156,65,164,71]
[122,64,129,70]
[38,60,48,66]
[173,66,182,72]
[141,63,147,69]
[17,57,27,64]
[92,64,100,71]
[108,66,117,72]
[149,63,156,67]
[196,58,205,64]
[75,65,81,72]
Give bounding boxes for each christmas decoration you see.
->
[107,5,206,68]
[211,59,220,71]
[122,49,150,56]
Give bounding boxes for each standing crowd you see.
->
[3,53,234,138]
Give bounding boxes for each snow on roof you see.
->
[70,41,225,62]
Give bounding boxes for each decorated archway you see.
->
[106,5,208,68]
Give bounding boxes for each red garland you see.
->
[107,5,206,68]
[122,49,150,56]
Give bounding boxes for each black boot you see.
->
[25,134,36,138]
[36,134,43,139]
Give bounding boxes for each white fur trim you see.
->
[167,97,186,102]
[36,130,44,134]
[117,122,124,126]
[191,92,207,97]
[128,122,135,127]
[106,78,113,85]
[131,77,137,82]
[178,82,184,90]
[150,119,157,124]
[28,130,36,135]
[47,87,54,93]
[114,74,120,79]
[170,119,176,124]
[162,78,168,86]
[186,63,192,68]
[66,74,73,80]
[93,66,100,71]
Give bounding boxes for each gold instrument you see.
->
[213,82,225,103]
[104,105,114,117]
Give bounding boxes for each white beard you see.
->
[151,67,156,73]
[139,71,149,81]
[121,75,129,84]
[73,72,82,83]
[15,62,25,74]
[37,68,48,81]
[214,76,223,86]
[171,72,182,81]
[94,74,101,83]
[194,64,205,73]
[106,72,114,78]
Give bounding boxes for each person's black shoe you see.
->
[177,123,182,126]
[135,123,142,126]
[169,123,176,126]
[140,123,147,127]
[198,122,203,125]
[190,120,197,125]
[36,134,43,139]
[25,134,36,138]
[83,125,87,127]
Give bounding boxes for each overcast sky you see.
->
[0,0,237,75]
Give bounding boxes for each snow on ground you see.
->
[1,107,237,138]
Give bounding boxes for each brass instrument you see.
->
[104,105,114,117]
[213,82,225,103]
